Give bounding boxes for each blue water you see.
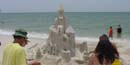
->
[0,12,130,41]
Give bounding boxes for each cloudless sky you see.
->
[0,0,130,12]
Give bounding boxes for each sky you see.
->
[0,0,130,12]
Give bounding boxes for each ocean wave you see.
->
[0,29,48,39]
[75,36,99,42]
[76,36,130,44]
[0,29,129,44]
[28,32,48,39]
[0,29,13,35]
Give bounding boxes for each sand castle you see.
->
[43,5,76,57]
[27,5,89,65]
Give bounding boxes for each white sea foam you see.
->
[0,29,13,35]
[75,36,99,42]
[28,32,48,39]
[0,29,48,39]
[0,29,129,44]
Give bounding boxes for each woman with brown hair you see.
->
[88,34,120,65]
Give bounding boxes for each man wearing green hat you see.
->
[2,29,40,65]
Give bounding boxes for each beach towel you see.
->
[111,59,121,65]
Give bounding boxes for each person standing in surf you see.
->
[108,26,113,39]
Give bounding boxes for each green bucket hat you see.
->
[13,29,28,39]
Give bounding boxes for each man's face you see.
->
[21,38,28,47]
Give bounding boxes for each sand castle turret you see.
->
[44,5,76,57]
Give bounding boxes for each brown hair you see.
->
[94,34,119,64]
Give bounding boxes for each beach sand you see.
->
[0,34,130,65]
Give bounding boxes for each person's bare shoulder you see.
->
[89,53,96,58]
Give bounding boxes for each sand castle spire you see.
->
[58,4,64,16]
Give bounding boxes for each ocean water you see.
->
[0,12,130,42]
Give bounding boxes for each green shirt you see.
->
[2,43,26,65]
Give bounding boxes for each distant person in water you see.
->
[117,25,122,38]
[108,26,113,39]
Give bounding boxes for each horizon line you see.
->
[1,11,130,13]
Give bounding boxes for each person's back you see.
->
[117,25,122,38]
[117,28,121,34]
[2,43,26,65]
[88,53,121,65]
[88,53,112,65]
[88,34,120,65]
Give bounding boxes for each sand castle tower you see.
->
[44,5,76,57]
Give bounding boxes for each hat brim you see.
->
[26,39,30,42]
[13,33,28,39]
